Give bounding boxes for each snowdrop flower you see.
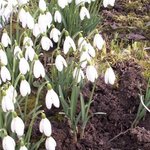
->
[7,84,17,101]
[2,135,16,150]
[19,57,30,75]
[18,0,29,5]
[80,6,90,20]
[1,93,15,112]
[46,12,52,28]
[86,43,95,57]
[93,33,105,50]
[23,36,33,48]
[54,10,62,23]
[86,65,98,82]
[39,0,47,12]
[38,13,47,33]
[73,67,84,83]
[104,67,116,85]
[1,30,11,47]
[78,36,87,50]
[25,46,35,61]
[41,36,53,51]
[58,0,68,9]
[1,66,11,82]
[55,54,67,72]
[20,78,31,97]
[50,27,61,43]
[19,8,27,28]
[19,145,28,150]
[14,45,22,59]
[80,50,91,68]
[45,136,56,150]
[33,58,45,78]
[0,49,8,65]
[33,23,41,37]
[26,12,34,30]
[39,113,52,137]
[11,114,25,137]
[103,0,115,7]
[45,84,60,109]
[63,35,76,54]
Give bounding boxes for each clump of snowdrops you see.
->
[0,0,116,149]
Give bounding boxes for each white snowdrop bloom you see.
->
[19,57,30,75]
[1,95,14,112]
[19,145,28,150]
[86,43,95,57]
[39,0,47,12]
[67,0,72,3]
[26,12,34,30]
[14,45,22,59]
[0,49,8,65]
[45,136,56,150]
[7,85,17,101]
[63,36,76,54]
[80,6,90,20]
[18,0,29,5]
[103,0,115,7]
[20,79,31,97]
[73,67,84,83]
[46,12,52,28]
[23,36,33,48]
[86,65,98,82]
[58,0,68,9]
[1,31,11,47]
[45,88,60,109]
[33,23,41,37]
[54,10,62,23]
[104,67,116,85]
[55,54,67,72]
[75,0,90,5]
[38,13,47,33]
[25,46,35,61]
[39,117,52,137]
[11,116,25,137]
[2,135,16,150]
[33,59,45,78]
[50,27,61,43]
[41,36,53,51]
[78,36,87,49]
[1,66,11,82]
[93,33,105,50]
[80,51,91,68]
[19,8,27,28]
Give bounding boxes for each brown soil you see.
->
[35,59,150,150]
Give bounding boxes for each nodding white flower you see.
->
[19,57,30,75]
[1,94,15,112]
[1,31,11,47]
[19,145,28,150]
[45,136,56,150]
[39,0,47,12]
[11,115,25,137]
[1,66,11,82]
[20,79,31,97]
[45,12,52,28]
[63,36,76,54]
[25,46,35,61]
[38,13,47,33]
[18,0,29,5]
[86,43,95,57]
[33,23,41,37]
[2,135,16,150]
[80,6,90,20]
[23,36,33,48]
[50,27,61,43]
[54,10,62,23]
[80,51,91,68]
[103,0,115,7]
[55,54,67,72]
[104,67,116,85]
[41,36,53,51]
[73,67,84,83]
[7,84,17,101]
[58,0,68,9]
[33,59,45,78]
[45,85,60,109]
[86,65,98,82]
[39,114,52,137]
[93,33,105,50]
[26,12,34,30]
[19,8,27,28]
[0,49,8,65]
[14,45,22,59]
[78,36,87,50]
